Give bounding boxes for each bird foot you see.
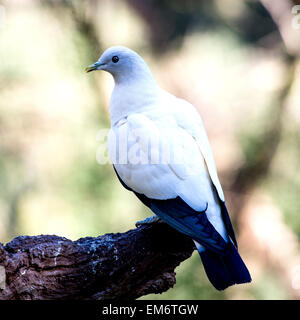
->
[135,215,163,227]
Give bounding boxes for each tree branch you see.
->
[0,223,195,300]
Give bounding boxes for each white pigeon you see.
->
[86,46,251,290]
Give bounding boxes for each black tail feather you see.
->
[199,241,251,291]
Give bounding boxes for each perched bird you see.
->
[86,46,251,290]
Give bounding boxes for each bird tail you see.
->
[199,241,251,291]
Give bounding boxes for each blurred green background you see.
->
[0,0,300,299]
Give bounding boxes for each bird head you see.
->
[85,46,154,84]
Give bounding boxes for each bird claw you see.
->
[135,215,163,227]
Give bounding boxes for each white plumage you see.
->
[109,90,227,241]
[86,46,251,290]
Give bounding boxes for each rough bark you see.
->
[0,223,195,300]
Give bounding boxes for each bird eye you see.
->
[112,56,119,63]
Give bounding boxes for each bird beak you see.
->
[85,61,104,73]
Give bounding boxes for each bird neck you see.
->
[109,73,160,126]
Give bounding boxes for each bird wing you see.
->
[112,110,214,210]
[109,99,235,252]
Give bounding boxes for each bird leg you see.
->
[135,214,164,227]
